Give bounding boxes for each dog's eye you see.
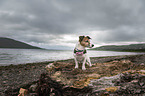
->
[85,40,89,42]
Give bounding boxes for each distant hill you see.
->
[0,37,42,49]
[91,44,145,52]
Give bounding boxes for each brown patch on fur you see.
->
[79,36,91,47]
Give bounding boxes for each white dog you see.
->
[73,36,94,70]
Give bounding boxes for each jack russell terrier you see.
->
[73,36,94,70]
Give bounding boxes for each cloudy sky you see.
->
[1,0,145,49]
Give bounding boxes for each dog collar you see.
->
[74,48,87,55]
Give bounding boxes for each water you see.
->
[0,48,143,66]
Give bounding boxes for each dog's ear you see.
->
[79,36,85,42]
[87,36,91,39]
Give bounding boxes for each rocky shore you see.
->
[1,54,145,96]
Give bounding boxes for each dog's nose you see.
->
[92,44,94,47]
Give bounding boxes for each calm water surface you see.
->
[0,49,143,66]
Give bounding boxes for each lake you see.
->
[0,48,144,66]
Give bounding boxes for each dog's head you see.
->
[79,36,94,48]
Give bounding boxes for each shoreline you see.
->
[0,53,143,67]
[1,54,145,95]
[0,49,144,67]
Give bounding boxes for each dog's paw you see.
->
[89,64,92,67]
[75,66,78,69]
[82,67,86,70]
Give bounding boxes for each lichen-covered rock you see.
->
[88,74,121,93]
[44,59,145,95]
[105,87,118,92]
[45,59,145,90]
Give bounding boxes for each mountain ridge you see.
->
[0,37,42,49]
[91,43,145,52]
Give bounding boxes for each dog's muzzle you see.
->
[88,44,94,48]
[91,44,94,47]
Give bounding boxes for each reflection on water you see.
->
[0,49,143,66]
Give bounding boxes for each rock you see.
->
[89,74,121,92]
[29,83,38,92]
[131,80,138,83]
[18,88,28,96]
[113,73,145,95]
[120,73,133,82]
[29,93,37,96]
[2,81,7,84]
[138,70,145,74]
[100,92,110,96]
[52,71,61,77]
[36,73,63,96]
[45,63,54,71]
[105,87,118,92]
[51,71,62,82]
[140,63,144,65]
[36,73,92,96]
[121,60,131,64]
[135,89,141,94]
[86,73,101,79]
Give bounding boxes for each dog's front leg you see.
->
[74,54,78,69]
[82,55,87,70]
[86,56,92,67]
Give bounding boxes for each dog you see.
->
[73,36,94,70]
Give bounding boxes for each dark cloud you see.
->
[0,0,145,49]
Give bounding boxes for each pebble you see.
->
[140,63,144,65]
[29,84,38,92]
